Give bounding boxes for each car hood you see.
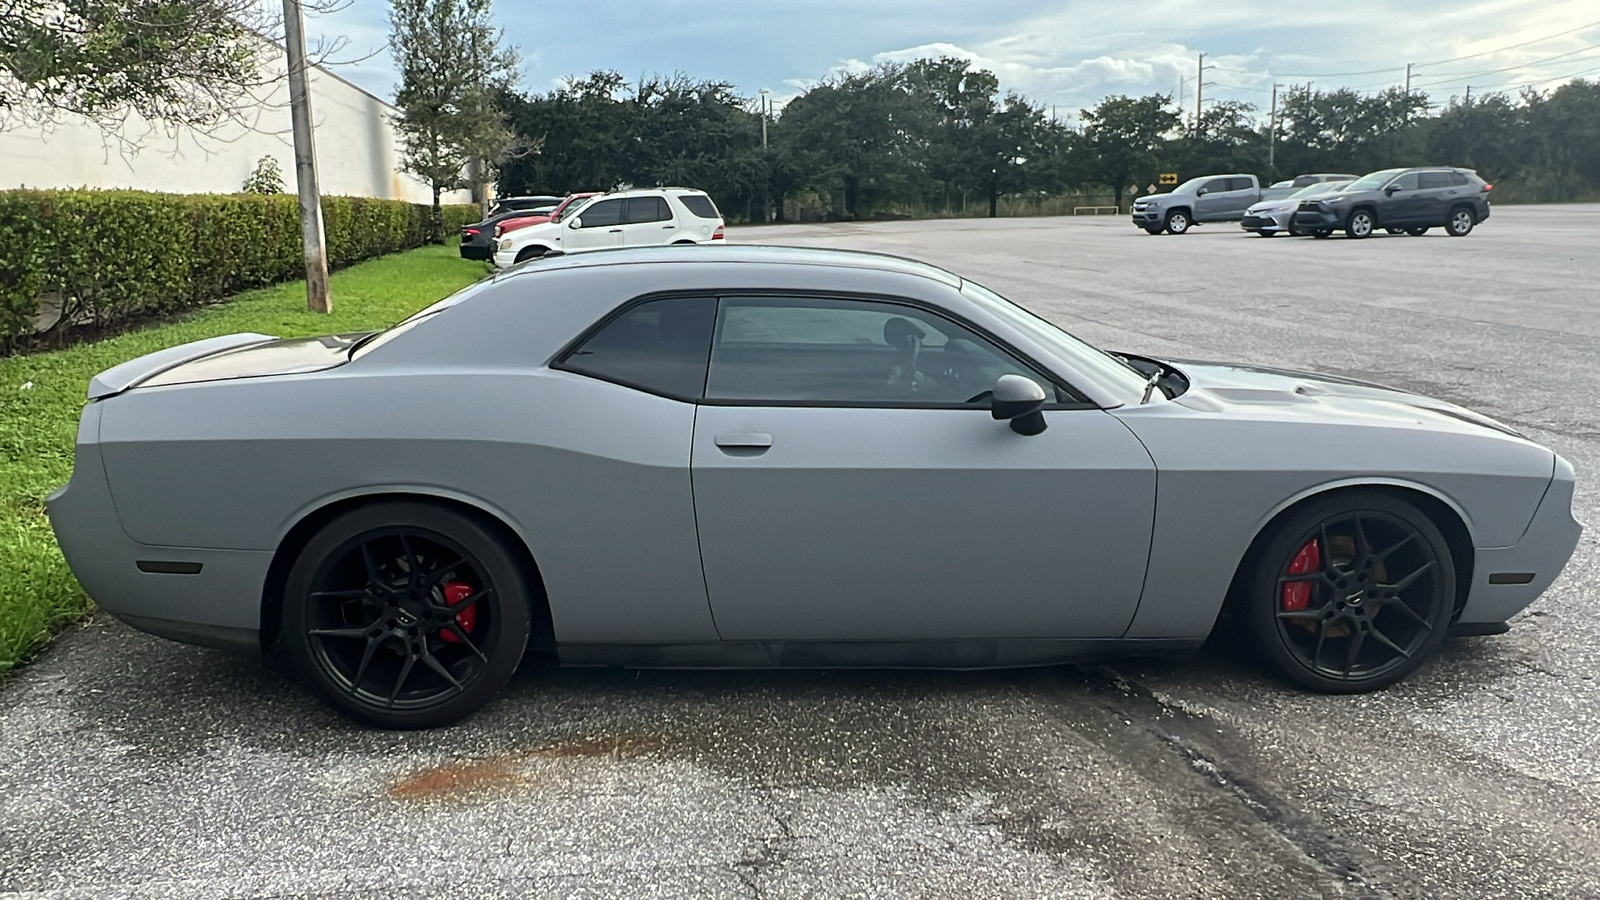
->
[1245,200,1292,214]
[1162,358,1524,438]
[1136,192,1175,204]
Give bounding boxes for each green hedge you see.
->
[0,190,479,347]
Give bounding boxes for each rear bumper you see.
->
[459,243,493,260]
[1457,457,1582,625]
[46,424,268,653]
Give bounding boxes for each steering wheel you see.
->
[883,317,925,388]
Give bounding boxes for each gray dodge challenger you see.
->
[48,245,1581,728]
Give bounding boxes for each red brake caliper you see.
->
[439,582,477,644]
[1281,538,1321,611]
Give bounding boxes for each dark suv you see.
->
[1289,167,1491,238]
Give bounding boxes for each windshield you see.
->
[1345,169,1405,191]
[1291,180,1350,197]
[1171,175,1210,194]
[554,195,597,223]
[959,280,1151,402]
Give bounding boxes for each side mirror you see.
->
[990,374,1048,436]
[568,217,583,229]
[1384,185,1401,195]
[1195,188,1208,196]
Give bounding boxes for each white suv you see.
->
[492,188,726,267]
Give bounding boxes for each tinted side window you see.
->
[625,197,672,224]
[557,296,716,400]
[679,195,721,218]
[1389,173,1420,191]
[1201,178,1230,194]
[577,198,624,227]
[1449,172,1471,187]
[1417,172,1455,189]
[705,297,1049,405]
[1227,177,1254,191]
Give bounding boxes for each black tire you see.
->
[1245,492,1455,693]
[1407,227,1429,236]
[1164,210,1191,235]
[1311,229,1333,239]
[1385,227,1404,235]
[1143,227,1163,236]
[1345,209,1375,239]
[282,501,533,729]
[1446,206,1476,237]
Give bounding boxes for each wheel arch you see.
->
[1220,481,1476,628]
[1348,204,1380,227]
[514,244,555,262]
[1448,202,1478,223]
[260,490,557,655]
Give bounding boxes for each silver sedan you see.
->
[48,246,1581,727]
[1241,181,1354,236]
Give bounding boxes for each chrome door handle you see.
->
[608,228,623,233]
[714,432,772,449]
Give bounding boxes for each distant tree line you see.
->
[492,57,1600,221]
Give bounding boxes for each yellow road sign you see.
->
[1159,173,1178,185]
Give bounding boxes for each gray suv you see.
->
[1289,167,1492,238]
[1131,174,1260,235]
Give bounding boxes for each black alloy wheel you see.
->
[1246,493,1454,693]
[1407,227,1429,236]
[1345,209,1375,239]
[1446,207,1476,237]
[282,502,532,728]
[1164,210,1191,235]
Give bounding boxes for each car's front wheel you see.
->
[281,501,532,728]
[1164,210,1191,235]
[1446,207,1476,237]
[1345,210,1375,239]
[1407,227,1429,236]
[1245,492,1455,693]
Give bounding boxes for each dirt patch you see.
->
[389,735,663,800]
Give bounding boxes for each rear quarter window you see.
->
[679,195,721,219]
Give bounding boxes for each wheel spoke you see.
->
[351,634,384,689]
[444,587,491,614]
[387,653,416,708]
[1374,533,1416,563]
[1367,623,1412,659]
[1311,619,1329,671]
[1318,524,1334,569]
[1376,596,1429,626]
[1276,608,1325,621]
[310,588,370,600]
[400,535,421,586]
[445,621,488,661]
[1383,560,1436,593]
[1343,626,1366,678]
[1352,516,1373,562]
[360,542,392,594]
[419,646,464,692]
[422,555,464,584]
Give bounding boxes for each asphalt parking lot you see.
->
[3,205,1598,899]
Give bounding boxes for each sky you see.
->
[310,1,1600,122]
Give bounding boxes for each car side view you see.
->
[1131,173,1261,234]
[493,188,726,266]
[48,246,1580,728]
[1290,166,1492,238]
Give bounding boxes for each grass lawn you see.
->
[0,242,489,674]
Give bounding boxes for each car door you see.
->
[1416,171,1462,224]
[619,196,676,247]
[1192,178,1234,221]
[690,294,1158,642]
[1380,172,1423,225]
[564,197,625,250]
[1223,177,1256,218]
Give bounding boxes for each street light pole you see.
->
[759,89,771,223]
[281,0,330,313]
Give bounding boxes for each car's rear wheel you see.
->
[1407,227,1429,236]
[1385,227,1404,235]
[1164,210,1191,234]
[1245,492,1454,693]
[1345,210,1375,239]
[282,502,532,729]
[1446,207,1476,237]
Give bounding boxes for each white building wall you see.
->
[0,47,470,204]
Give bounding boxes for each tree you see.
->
[389,0,517,240]
[241,156,286,194]
[0,0,264,133]
[1079,95,1179,210]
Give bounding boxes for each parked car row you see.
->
[1132,167,1492,238]
[460,188,727,264]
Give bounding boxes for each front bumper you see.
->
[1290,208,1343,233]
[1240,212,1291,233]
[1457,455,1583,626]
[1131,208,1163,229]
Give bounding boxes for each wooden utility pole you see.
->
[282,0,331,313]
[1195,54,1204,131]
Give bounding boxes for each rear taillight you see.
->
[1483,183,1493,192]
[712,225,725,240]
[464,228,479,237]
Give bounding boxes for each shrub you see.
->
[0,189,479,349]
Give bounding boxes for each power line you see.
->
[1411,41,1600,88]
[1414,17,1600,67]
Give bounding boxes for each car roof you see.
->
[492,244,963,288]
